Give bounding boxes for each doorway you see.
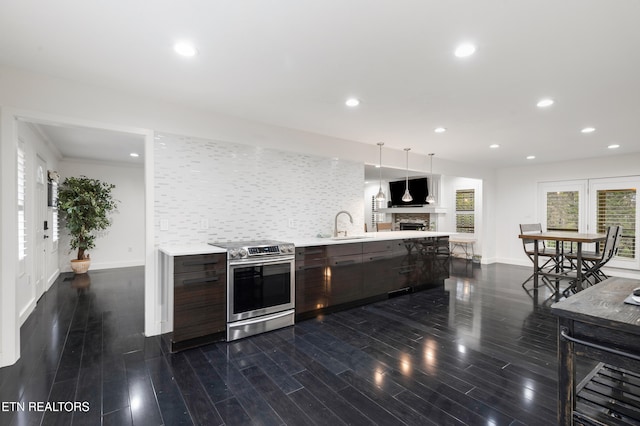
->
[1,108,156,368]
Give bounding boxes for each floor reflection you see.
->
[70,272,91,294]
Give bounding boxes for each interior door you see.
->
[35,156,47,299]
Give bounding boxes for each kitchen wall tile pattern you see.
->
[154,133,364,246]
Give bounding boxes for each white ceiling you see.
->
[30,122,145,165]
[2,0,639,168]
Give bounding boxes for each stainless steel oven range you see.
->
[209,240,295,341]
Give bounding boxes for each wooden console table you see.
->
[551,277,640,425]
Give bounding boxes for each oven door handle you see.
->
[230,310,293,327]
[229,256,294,266]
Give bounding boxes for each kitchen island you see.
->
[551,277,640,424]
[292,231,452,320]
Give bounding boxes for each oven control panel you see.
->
[221,242,295,260]
[248,245,280,255]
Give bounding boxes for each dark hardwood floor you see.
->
[0,261,585,425]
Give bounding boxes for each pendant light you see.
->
[402,148,413,202]
[375,142,386,202]
[426,153,436,204]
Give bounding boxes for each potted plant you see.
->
[57,175,118,274]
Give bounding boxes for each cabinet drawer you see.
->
[362,240,394,254]
[174,253,225,274]
[296,246,327,260]
[326,243,362,257]
[174,270,223,288]
[296,257,326,271]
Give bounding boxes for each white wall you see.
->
[155,133,364,245]
[495,152,640,277]
[58,160,145,271]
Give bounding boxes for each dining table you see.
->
[518,231,606,293]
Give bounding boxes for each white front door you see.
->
[35,156,47,299]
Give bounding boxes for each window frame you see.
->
[455,188,475,234]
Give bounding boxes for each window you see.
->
[546,191,580,232]
[17,143,26,260]
[455,189,474,233]
[546,190,580,250]
[596,189,636,259]
[52,180,59,242]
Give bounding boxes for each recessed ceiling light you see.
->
[608,144,620,149]
[434,127,447,133]
[581,127,596,133]
[454,43,476,58]
[174,42,198,57]
[536,99,554,108]
[526,155,536,160]
[489,144,500,149]
[130,152,140,158]
[345,98,360,107]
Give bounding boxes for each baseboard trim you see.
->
[19,298,36,326]
[60,259,145,273]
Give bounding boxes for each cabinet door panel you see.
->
[173,253,227,344]
[295,262,328,313]
[362,252,394,297]
[327,254,362,306]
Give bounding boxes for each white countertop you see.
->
[292,231,456,247]
[158,231,457,255]
[158,244,227,256]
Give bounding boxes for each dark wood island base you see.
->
[551,277,640,425]
[295,236,450,321]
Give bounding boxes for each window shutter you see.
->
[17,145,26,260]
[596,189,636,259]
[455,189,474,233]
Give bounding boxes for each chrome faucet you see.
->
[334,210,353,237]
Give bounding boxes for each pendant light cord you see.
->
[375,142,385,202]
[402,148,413,202]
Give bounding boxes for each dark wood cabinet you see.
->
[327,251,363,306]
[295,237,449,320]
[362,240,396,297]
[295,246,328,315]
[172,253,226,349]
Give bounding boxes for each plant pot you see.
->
[70,258,91,274]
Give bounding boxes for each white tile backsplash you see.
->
[154,133,364,245]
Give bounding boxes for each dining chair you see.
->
[520,223,559,292]
[566,225,622,289]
